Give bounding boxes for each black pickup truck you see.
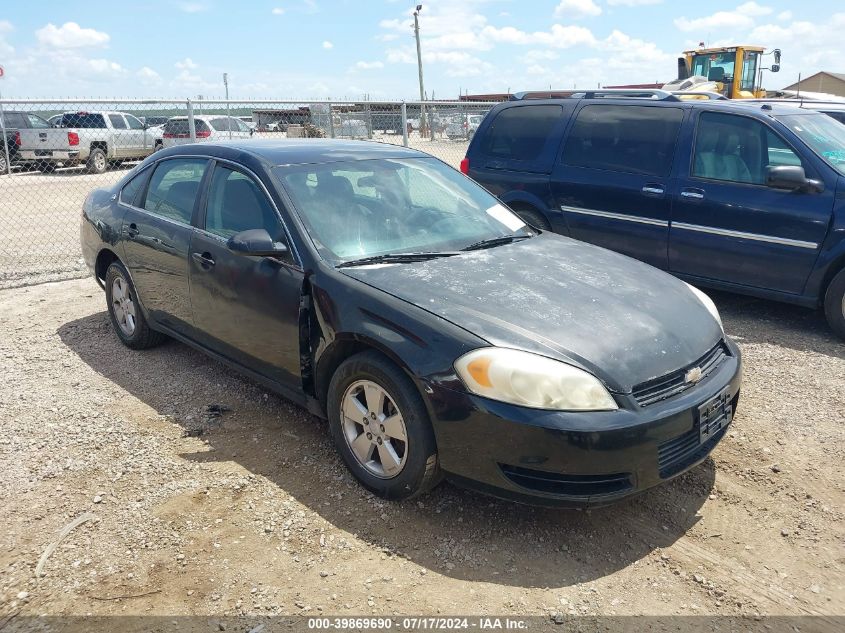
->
[0,111,53,172]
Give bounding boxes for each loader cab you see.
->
[680,46,778,99]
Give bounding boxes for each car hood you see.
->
[339,233,723,393]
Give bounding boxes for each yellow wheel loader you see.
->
[663,45,781,99]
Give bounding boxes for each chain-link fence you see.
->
[0,98,497,289]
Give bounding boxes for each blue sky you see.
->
[0,0,840,99]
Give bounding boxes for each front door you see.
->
[189,162,303,389]
[124,114,149,157]
[669,110,833,295]
[551,103,685,270]
[121,157,210,335]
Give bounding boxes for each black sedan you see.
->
[80,139,741,506]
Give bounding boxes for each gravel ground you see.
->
[1,278,843,629]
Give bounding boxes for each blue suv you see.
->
[462,90,845,338]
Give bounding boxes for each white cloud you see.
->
[86,58,124,77]
[377,33,399,42]
[554,0,601,20]
[175,57,198,70]
[179,2,208,13]
[482,24,596,48]
[607,0,662,5]
[271,7,285,15]
[526,64,547,75]
[35,22,109,48]
[0,20,13,56]
[354,60,384,70]
[520,50,560,64]
[675,2,772,32]
[777,10,792,21]
[322,40,333,49]
[137,66,160,81]
[0,20,12,33]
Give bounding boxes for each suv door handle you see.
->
[191,252,215,268]
[642,185,665,195]
[681,188,705,200]
[125,223,139,238]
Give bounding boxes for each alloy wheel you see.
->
[111,276,137,336]
[340,380,408,479]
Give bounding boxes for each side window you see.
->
[120,168,149,206]
[108,114,128,129]
[2,112,25,128]
[209,119,229,132]
[823,111,845,125]
[562,105,684,177]
[204,165,285,244]
[125,115,144,130]
[142,158,208,224]
[480,105,562,161]
[693,111,803,185]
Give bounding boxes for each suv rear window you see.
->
[61,113,107,128]
[562,105,683,177]
[163,119,210,135]
[480,105,562,161]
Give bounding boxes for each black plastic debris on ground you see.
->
[182,404,232,437]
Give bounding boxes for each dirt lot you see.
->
[0,277,842,629]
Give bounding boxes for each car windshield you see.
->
[777,113,845,176]
[275,157,531,263]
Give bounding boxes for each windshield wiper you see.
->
[336,251,460,268]
[461,234,532,252]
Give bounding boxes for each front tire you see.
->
[510,205,551,231]
[327,351,441,500]
[104,261,166,349]
[823,268,845,340]
[86,147,108,174]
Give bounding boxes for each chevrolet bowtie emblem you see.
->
[685,366,703,384]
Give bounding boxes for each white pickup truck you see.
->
[18,111,163,174]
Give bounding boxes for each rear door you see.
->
[188,161,303,389]
[107,114,133,157]
[550,103,685,269]
[669,110,834,295]
[121,157,211,335]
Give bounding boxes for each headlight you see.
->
[454,348,617,411]
[685,282,723,333]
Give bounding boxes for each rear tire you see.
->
[823,268,845,340]
[86,147,108,174]
[510,205,551,231]
[327,351,441,500]
[105,261,166,350]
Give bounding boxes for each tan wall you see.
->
[784,74,845,97]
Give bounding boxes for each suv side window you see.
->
[693,111,803,185]
[562,105,683,177]
[125,115,145,130]
[480,105,562,161]
[204,165,288,252]
[142,158,208,224]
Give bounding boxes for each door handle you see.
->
[642,185,665,195]
[681,188,705,200]
[125,223,139,238]
[191,252,215,268]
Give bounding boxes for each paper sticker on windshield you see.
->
[486,204,526,231]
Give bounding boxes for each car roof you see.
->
[159,138,428,165]
[745,99,845,112]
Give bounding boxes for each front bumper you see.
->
[426,338,742,507]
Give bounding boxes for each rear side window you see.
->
[142,158,208,224]
[109,114,128,129]
[120,168,149,206]
[209,118,234,132]
[61,113,107,128]
[562,105,683,177]
[1,112,25,128]
[480,105,562,161]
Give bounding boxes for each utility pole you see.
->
[223,73,231,139]
[413,4,426,137]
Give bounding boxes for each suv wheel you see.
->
[327,351,441,500]
[87,147,108,174]
[105,261,166,349]
[511,206,551,230]
[823,268,845,340]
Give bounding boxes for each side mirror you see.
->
[773,49,781,66]
[770,64,780,73]
[249,127,254,136]
[226,229,288,257]
[766,165,810,191]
